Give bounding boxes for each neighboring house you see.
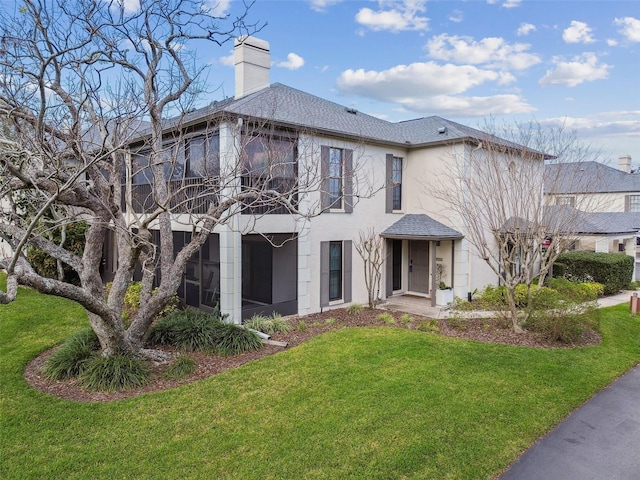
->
[104,36,547,322]
[544,157,640,279]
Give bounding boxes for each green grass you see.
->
[2,273,639,479]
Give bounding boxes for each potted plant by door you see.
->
[436,281,454,306]
[435,263,453,306]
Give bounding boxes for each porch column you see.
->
[218,120,243,323]
[430,240,437,307]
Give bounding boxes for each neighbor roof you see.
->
[544,205,640,235]
[381,214,464,240]
[545,161,640,194]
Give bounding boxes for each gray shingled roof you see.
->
[139,83,547,154]
[544,205,640,235]
[381,214,463,239]
[545,161,640,194]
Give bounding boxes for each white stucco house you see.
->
[104,36,549,322]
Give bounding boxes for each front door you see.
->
[409,240,429,294]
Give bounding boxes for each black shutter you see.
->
[343,240,352,303]
[343,149,353,213]
[385,154,393,213]
[320,241,330,307]
[320,146,330,212]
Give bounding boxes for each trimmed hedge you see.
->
[556,252,633,294]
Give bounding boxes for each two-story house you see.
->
[106,36,547,323]
[544,157,640,278]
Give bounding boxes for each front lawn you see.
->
[1,276,639,479]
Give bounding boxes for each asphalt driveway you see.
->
[499,364,640,480]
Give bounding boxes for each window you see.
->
[392,156,402,210]
[186,134,220,178]
[627,195,640,212]
[329,242,342,301]
[320,240,352,306]
[329,148,343,209]
[321,146,353,213]
[555,196,575,207]
[240,133,297,214]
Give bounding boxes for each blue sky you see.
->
[203,0,640,165]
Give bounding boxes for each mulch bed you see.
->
[24,307,601,403]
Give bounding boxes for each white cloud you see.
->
[205,0,231,17]
[517,23,536,36]
[539,53,610,87]
[277,53,305,70]
[614,17,640,42]
[607,38,619,47]
[487,0,521,7]
[355,1,429,32]
[563,21,595,44]
[336,62,534,116]
[449,9,463,23]
[542,111,640,161]
[503,0,521,8]
[219,52,234,67]
[425,34,541,71]
[307,0,343,12]
[110,0,140,14]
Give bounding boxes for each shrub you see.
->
[377,312,395,324]
[80,355,150,392]
[557,252,633,294]
[297,320,307,331]
[147,309,224,352]
[547,278,603,302]
[244,313,291,334]
[478,285,508,309]
[524,304,599,344]
[346,304,363,315]
[44,327,100,380]
[400,313,413,324]
[417,319,440,333]
[215,323,262,356]
[325,317,337,326]
[164,354,196,379]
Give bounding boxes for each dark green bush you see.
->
[147,309,225,351]
[164,354,196,379]
[80,355,150,391]
[214,323,262,356]
[552,262,566,278]
[44,327,100,380]
[146,309,261,354]
[557,252,633,295]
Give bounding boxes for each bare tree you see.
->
[354,228,383,309]
[430,120,604,331]
[0,0,380,360]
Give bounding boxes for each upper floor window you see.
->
[242,135,295,179]
[321,146,353,213]
[392,156,402,210]
[627,195,640,212]
[329,148,343,209]
[186,134,220,178]
[555,196,575,207]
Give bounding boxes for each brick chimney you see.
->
[619,154,632,173]
[234,36,270,99]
